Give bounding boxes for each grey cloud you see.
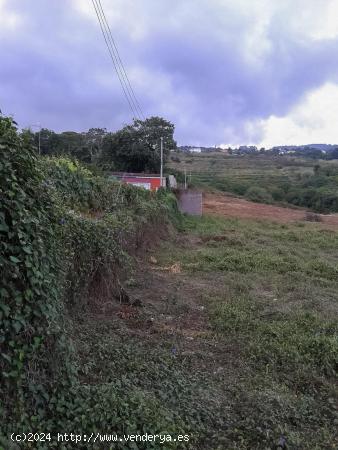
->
[1,0,338,145]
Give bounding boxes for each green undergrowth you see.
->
[158,214,338,448]
[74,320,230,448]
[177,216,338,280]
[74,317,336,450]
[0,116,184,449]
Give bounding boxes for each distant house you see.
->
[219,148,230,154]
[109,172,164,191]
[189,147,202,153]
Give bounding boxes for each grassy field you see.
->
[76,213,338,449]
[3,117,337,449]
[168,152,338,212]
[169,152,316,187]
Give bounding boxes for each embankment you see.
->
[0,116,184,449]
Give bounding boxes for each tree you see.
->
[326,147,338,160]
[37,128,61,155]
[313,164,321,176]
[84,128,107,163]
[101,116,177,172]
[20,128,62,155]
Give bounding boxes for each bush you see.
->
[304,212,322,222]
[245,186,273,203]
[212,178,249,195]
[271,187,285,202]
[171,155,181,163]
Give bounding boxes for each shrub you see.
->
[245,186,273,203]
[171,155,181,163]
[271,187,285,202]
[304,212,322,222]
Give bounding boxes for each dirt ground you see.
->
[203,191,338,229]
[85,238,241,378]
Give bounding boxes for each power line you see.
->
[96,0,145,120]
[91,0,138,118]
[91,0,144,121]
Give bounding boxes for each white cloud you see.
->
[0,0,23,31]
[258,83,338,147]
[298,0,338,41]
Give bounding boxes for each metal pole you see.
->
[30,123,41,154]
[184,167,187,189]
[160,136,163,188]
[38,126,41,155]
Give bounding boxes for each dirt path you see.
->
[203,191,338,229]
[86,241,241,377]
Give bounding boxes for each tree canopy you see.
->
[101,116,177,173]
[22,116,176,173]
[21,127,107,163]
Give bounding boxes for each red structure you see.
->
[109,173,164,191]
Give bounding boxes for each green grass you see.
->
[155,214,338,448]
[177,216,338,281]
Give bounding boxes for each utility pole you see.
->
[30,123,41,154]
[184,167,187,190]
[160,136,164,188]
[38,122,41,155]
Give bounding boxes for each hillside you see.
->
[203,191,338,228]
[169,151,338,213]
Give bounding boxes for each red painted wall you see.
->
[122,177,162,191]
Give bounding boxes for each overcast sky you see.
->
[1,0,338,147]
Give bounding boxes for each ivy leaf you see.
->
[0,288,9,298]
[1,352,11,363]
[9,256,21,264]
[0,223,9,232]
[12,321,22,333]
[0,304,10,317]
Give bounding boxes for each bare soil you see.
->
[84,246,244,379]
[203,191,338,229]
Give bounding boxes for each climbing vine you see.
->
[0,116,186,449]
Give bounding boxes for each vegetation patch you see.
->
[0,117,185,449]
[169,152,338,213]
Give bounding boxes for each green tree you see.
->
[101,116,177,172]
[326,147,338,160]
[313,164,321,176]
[58,131,84,155]
[37,128,62,155]
[84,127,107,162]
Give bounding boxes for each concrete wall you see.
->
[177,190,202,216]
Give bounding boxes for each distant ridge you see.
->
[272,144,337,151]
[178,144,338,153]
